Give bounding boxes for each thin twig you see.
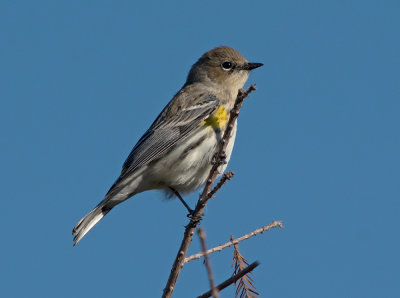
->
[185,221,283,263]
[197,261,260,298]
[198,227,219,298]
[162,85,257,298]
[207,171,234,200]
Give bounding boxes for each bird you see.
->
[72,46,263,245]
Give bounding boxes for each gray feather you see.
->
[106,93,220,197]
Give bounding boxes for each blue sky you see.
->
[1,1,399,297]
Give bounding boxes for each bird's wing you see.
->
[106,93,220,195]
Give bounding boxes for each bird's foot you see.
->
[212,152,227,166]
[187,212,203,224]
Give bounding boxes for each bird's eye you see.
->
[221,61,233,71]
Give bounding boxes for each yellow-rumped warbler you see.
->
[72,46,262,245]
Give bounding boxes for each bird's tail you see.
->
[72,201,113,246]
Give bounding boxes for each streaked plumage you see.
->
[72,46,262,245]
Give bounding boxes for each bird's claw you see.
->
[212,153,227,165]
[187,211,203,223]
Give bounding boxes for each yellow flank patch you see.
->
[121,167,127,175]
[201,105,228,129]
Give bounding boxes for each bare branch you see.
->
[197,261,260,298]
[185,221,283,263]
[207,171,234,200]
[162,85,257,298]
[198,227,219,298]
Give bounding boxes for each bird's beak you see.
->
[243,62,264,71]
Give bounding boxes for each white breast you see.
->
[137,120,238,194]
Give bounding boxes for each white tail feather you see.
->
[72,206,107,246]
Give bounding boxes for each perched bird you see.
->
[72,46,262,245]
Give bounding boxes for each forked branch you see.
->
[162,85,257,298]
